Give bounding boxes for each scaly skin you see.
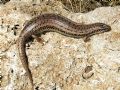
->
[17,13,111,90]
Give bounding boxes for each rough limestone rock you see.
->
[0,1,120,90]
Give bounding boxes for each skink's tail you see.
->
[17,37,34,90]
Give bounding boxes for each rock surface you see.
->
[0,1,120,90]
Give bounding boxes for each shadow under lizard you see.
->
[17,13,111,90]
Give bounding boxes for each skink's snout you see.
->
[101,24,111,32]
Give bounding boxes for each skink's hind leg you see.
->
[32,35,45,45]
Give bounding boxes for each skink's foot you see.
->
[32,35,45,45]
[83,36,91,42]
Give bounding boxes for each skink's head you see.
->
[86,23,111,37]
[100,23,111,32]
[94,23,111,33]
[89,23,111,35]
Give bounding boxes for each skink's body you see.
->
[17,13,111,90]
